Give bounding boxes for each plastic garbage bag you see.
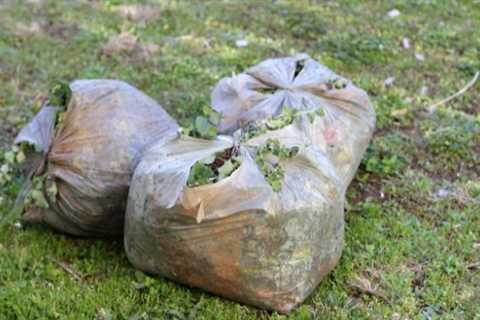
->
[212,53,375,189]
[124,55,375,313]
[125,134,345,313]
[15,79,179,237]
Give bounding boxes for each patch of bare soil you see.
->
[102,32,159,61]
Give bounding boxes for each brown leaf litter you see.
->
[102,32,159,60]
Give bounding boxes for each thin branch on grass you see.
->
[55,260,84,281]
[427,71,479,113]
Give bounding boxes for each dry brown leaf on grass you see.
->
[13,22,42,36]
[103,32,140,55]
[350,274,390,304]
[102,32,159,60]
[113,4,160,23]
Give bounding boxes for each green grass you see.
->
[1,0,479,319]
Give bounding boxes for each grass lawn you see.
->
[0,0,479,319]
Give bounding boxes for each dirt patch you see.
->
[102,32,159,61]
[43,19,80,41]
[113,4,161,23]
[348,174,383,206]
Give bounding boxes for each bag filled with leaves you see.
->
[212,53,376,187]
[124,54,375,313]
[13,79,179,237]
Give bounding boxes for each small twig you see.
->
[55,260,84,281]
[350,283,390,304]
[350,276,390,304]
[427,71,479,112]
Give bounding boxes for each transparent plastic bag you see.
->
[15,79,179,237]
[125,134,344,313]
[125,55,375,312]
[212,53,375,189]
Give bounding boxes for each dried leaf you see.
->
[103,32,139,55]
